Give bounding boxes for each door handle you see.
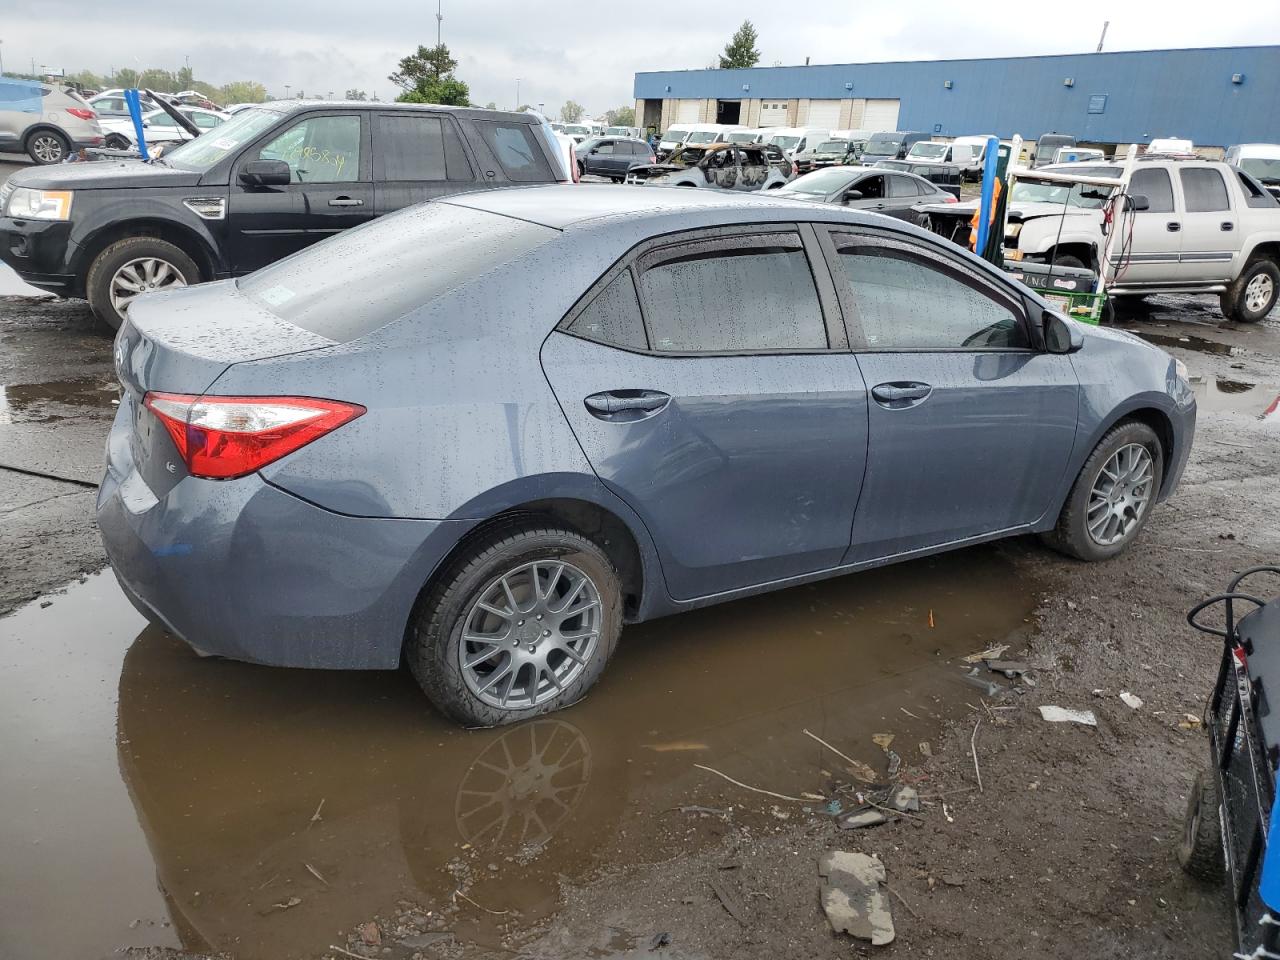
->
[328,197,364,206]
[1221,221,1235,231]
[871,382,932,406]
[584,390,670,419]
[1166,221,1181,232]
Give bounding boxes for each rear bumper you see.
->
[0,218,77,294]
[96,420,475,669]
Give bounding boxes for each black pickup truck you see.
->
[0,101,567,328]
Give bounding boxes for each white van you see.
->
[1148,137,1195,155]
[658,123,729,156]
[950,134,998,177]
[1225,143,1280,198]
[769,127,832,161]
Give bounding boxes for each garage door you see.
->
[863,99,901,131]
[806,100,842,130]
[759,101,788,128]
[674,100,700,124]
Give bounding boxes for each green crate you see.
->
[1040,289,1106,325]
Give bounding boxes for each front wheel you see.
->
[1221,258,1280,323]
[406,523,623,726]
[1042,420,1164,561]
[1177,767,1225,883]
[104,133,131,150]
[86,236,201,331]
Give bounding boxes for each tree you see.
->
[113,68,139,89]
[389,43,470,106]
[345,88,369,100]
[719,20,760,69]
[176,66,194,90]
[138,68,177,92]
[559,100,584,123]
[218,80,267,104]
[605,105,635,127]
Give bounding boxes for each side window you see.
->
[857,175,885,199]
[255,115,361,183]
[1179,168,1230,213]
[377,114,446,180]
[193,112,221,130]
[566,271,647,351]
[595,141,615,155]
[888,175,920,198]
[637,234,828,353]
[474,120,553,182]
[1130,168,1174,213]
[832,238,1028,350]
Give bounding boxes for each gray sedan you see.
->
[777,166,957,226]
[97,185,1195,726]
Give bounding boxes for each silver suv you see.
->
[0,77,104,164]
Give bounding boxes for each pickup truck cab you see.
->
[1003,157,1280,321]
[0,101,566,328]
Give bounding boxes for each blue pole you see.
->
[974,135,1000,255]
[123,88,149,161]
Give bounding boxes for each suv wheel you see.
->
[1177,767,1225,883]
[86,236,201,331]
[1221,258,1280,323]
[26,130,70,165]
[406,523,623,726]
[1042,420,1163,562]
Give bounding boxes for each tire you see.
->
[104,133,131,150]
[1220,258,1280,323]
[1042,420,1164,562]
[1048,253,1086,270]
[85,236,201,331]
[1177,768,1225,883]
[406,522,623,726]
[611,176,623,183]
[26,129,69,165]
[576,160,585,177]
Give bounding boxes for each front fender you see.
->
[1018,215,1102,256]
[68,196,227,279]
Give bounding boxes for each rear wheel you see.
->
[1177,767,1225,883]
[406,523,623,726]
[1221,258,1280,323]
[1042,420,1163,561]
[26,129,69,165]
[86,236,200,331]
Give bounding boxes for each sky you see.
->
[4,1,1280,117]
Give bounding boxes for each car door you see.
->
[1174,167,1237,282]
[1113,166,1181,284]
[817,228,1080,563]
[225,111,374,274]
[540,226,869,600]
[846,173,890,214]
[885,174,927,224]
[372,112,481,215]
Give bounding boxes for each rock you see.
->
[890,785,920,812]
[360,921,382,946]
[838,807,888,829]
[985,660,1028,678]
[942,874,965,887]
[818,851,895,945]
[1038,705,1097,726]
[649,931,672,949]
[1119,691,1143,709]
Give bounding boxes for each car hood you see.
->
[8,158,206,191]
[626,163,682,179]
[1007,202,1099,222]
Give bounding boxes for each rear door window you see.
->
[375,113,474,181]
[1179,168,1230,212]
[888,174,922,198]
[474,120,553,182]
[566,271,648,350]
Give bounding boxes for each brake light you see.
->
[143,392,365,480]
[66,107,96,121]
[944,194,958,203]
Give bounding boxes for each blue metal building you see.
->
[632,46,1280,148]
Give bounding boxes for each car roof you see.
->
[250,100,536,122]
[441,183,864,231]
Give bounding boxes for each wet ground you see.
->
[2,153,1280,957]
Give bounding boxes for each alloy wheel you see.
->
[1245,273,1274,315]
[108,257,187,317]
[1086,442,1155,546]
[459,560,601,710]
[31,134,65,163]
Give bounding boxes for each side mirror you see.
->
[589,148,598,154]
[239,159,292,187]
[843,188,864,202]
[1042,310,1084,354]
[1127,194,1150,211]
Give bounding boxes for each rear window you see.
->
[474,120,554,182]
[237,203,555,341]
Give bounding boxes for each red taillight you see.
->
[143,392,365,480]
[66,107,96,121]
[944,194,958,203]
[648,154,656,163]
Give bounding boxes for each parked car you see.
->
[603,125,642,140]
[777,166,957,224]
[768,127,832,161]
[563,123,593,144]
[793,138,862,175]
[99,106,229,150]
[0,76,104,163]
[1226,143,1280,200]
[576,136,654,181]
[724,129,768,145]
[656,125,693,157]
[860,131,929,165]
[998,158,1280,321]
[906,141,950,162]
[874,160,963,198]
[950,134,998,178]
[679,124,739,149]
[1033,132,1076,168]
[1053,147,1107,164]
[96,184,1196,725]
[0,102,567,329]
[624,143,787,190]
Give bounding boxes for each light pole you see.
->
[436,0,443,47]
[0,41,5,77]
[515,78,521,110]
[284,84,291,99]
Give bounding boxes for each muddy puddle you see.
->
[0,548,1041,960]
[1187,375,1280,418]
[0,376,120,424]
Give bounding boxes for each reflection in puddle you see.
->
[1188,376,1280,419]
[2,547,1041,959]
[1131,330,1242,357]
[0,376,120,424]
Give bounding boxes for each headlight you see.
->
[6,187,74,221]
[1174,358,1189,382]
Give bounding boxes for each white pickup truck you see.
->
[1001,157,1280,322]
